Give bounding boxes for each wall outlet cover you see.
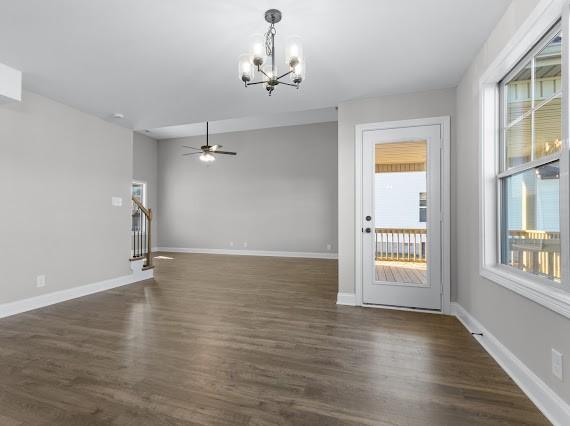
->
[243,242,248,248]
[36,275,46,288]
[552,348,563,381]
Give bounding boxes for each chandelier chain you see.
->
[265,23,276,56]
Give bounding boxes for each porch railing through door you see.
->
[375,228,427,262]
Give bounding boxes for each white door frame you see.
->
[354,116,451,314]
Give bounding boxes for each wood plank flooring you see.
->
[0,253,549,425]
[375,261,427,285]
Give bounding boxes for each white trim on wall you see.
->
[0,269,153,319]
[452,302,570,426]
[336,293,357,305]
[156,247,338,259]
[353,116,451,313]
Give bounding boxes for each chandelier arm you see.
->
[258,67,270,79]
[276,70,294,81]
[278,82,299,87]
[245,81,266,86]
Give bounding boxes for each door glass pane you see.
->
[506,114,531,168]
[374,140,428,286]
[506,60,532,124]
[501,161,560,282]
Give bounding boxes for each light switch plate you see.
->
[111,197,122,207]
[552,348,563,381]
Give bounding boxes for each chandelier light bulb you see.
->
[263,64,277,81]
[249,34,265,66]
[291,60,305,84]
[238,54,254,83]
[286,36,303,68]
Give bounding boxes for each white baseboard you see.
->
[156,247,338,260]
[0,268,153,319]
[452,302,570,426]
[336,292,356,305]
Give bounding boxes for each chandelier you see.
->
[238,9,305,96]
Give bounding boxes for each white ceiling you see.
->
[0,0,510,131]
[147,106,337,139]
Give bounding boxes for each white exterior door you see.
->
[362,124,442,310]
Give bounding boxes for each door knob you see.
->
[365,215,372,221]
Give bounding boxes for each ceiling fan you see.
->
[182,122,237,162]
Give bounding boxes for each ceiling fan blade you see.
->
[182,145,201,150]
[214,150,237,156]
[182,152,202,156]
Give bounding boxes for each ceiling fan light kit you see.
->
[182,122,237,162]
[238,9,305,96]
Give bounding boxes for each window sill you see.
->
[480,264,570,318]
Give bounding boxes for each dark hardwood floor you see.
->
[0,253,549,425]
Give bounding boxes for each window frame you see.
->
[497,22,563,285]
[479,5,570,319]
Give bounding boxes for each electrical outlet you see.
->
[229,241,234,247]
[326,244,332,251]
[243,242,248,248]
[36,275,46,288]
[552,349,563,380]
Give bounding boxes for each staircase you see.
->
[131,196,153,270]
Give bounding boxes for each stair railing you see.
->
[131,196,153,268]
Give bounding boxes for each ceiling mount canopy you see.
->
[238,9,305,96]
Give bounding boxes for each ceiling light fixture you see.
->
[238,9,305,96]
[182,122,237,163]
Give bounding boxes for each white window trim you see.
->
[479,0,570,318]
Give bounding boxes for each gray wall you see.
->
[133,132,158,246]
[337,88,456,295]
[455,0,570,403]
[157,122,338,254]
[0,91,133,304]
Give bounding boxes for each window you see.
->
[419,192,427,223]
[498,24,562,284]
[132,181,146,206]
[131,181,146,232]
[479,11,570,318]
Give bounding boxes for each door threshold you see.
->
[361,303,444,315]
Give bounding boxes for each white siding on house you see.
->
[505,173,559,232]
[375,172,427,228]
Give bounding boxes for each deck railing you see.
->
[506,230,560,280]
[375,228,560,280]
[375,228,427,263]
